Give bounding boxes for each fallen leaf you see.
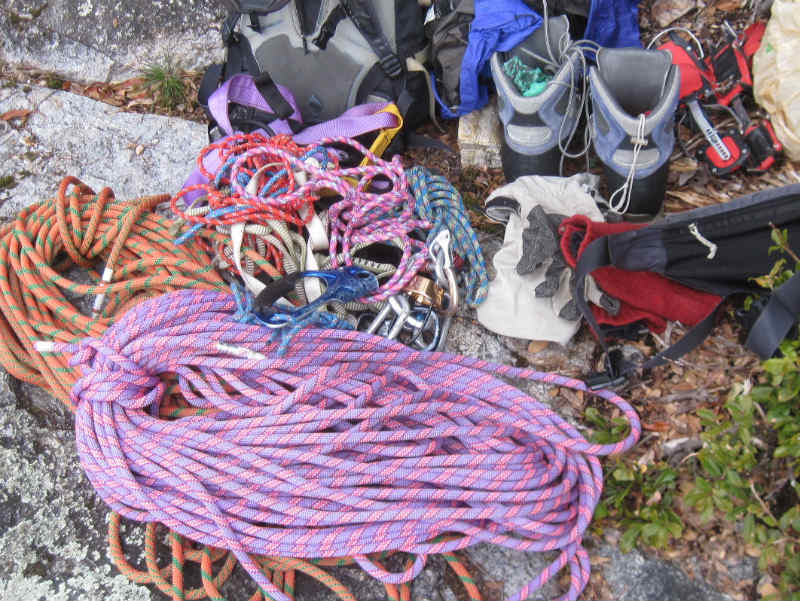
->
[527,340,549,354]
[651,0,697,28]
[715,0,743,10]
[643,421,671,432]
[757,576,778,598]
[1,109,32,124]
[646,490,663,506]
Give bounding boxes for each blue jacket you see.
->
[437,0,641,118]
[439,0,541,118]
[584,0,641,50]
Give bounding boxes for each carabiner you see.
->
[427,230,459,316]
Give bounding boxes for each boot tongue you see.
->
[509,14,570,70]
[597,48,672,115]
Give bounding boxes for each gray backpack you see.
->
[204,0,430,127]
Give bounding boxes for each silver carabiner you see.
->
[386,295,412,339]
[365,301,395,335]
[406,308,442,352]
[427,230,459,316]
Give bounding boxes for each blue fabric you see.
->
[584,0,641,49]
[441,0,541,118]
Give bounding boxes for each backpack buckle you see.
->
[586,348,629,390]
[379,54,404,79]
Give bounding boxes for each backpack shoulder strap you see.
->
[745,270,800,358]
[340,0,404,78]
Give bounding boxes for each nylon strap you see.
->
[575,237,724,378]
[340,0,403,79]
[745,270,800,358]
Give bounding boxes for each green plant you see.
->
[595,460,683,553]
[45,76,63,90]
[141,58,186,110]
[585,407,683,552]
[585,406,631,444]
[685,228,800,598]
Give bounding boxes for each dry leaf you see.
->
[643,421,671,432]
[757,576,778,598]
[1,109,32,124]
[715,0,743,11]
[527,340,549,353]
[646,490,663,506]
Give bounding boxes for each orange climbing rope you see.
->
[0,176,482,601]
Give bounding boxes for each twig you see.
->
[750,479,778,525]
[769,222,800,264]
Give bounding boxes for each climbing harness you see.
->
[46,288,641,601]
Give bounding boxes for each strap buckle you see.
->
[379,53,404,79]
[586,348,629,390]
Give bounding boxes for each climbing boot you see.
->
[490,14,584,181]
[589,48,680,220]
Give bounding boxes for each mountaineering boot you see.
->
[589,48,680,220]
[490,14,584,181]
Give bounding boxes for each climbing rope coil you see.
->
[172,134,430,303]
[47,289,640,601]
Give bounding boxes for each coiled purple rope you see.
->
[54,289,640,601]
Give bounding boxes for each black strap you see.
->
[253,72,294,121]
[745,270,800,358]
[255,272,304,310]
[340,0,404,78]
[575,236,724,386]
[221,11,241,45]
[640,305,721,370]
[313,4,348,49]
[198,63,224,108]
[402,132,454,154]
[574,237,614,354]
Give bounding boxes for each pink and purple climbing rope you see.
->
[52,289,640,601]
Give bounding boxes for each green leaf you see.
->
[726,469,746,488]
[613,465,636,482]
[700,454,725,480]
[743,513,756,542]
[665,518,683,539]
[619,523,643,554]
[696,408,718,423]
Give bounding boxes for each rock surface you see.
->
[1,0,225,83]
[0,84,207,218]
[458,97,503,171]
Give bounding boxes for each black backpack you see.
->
[201,0,430,127]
